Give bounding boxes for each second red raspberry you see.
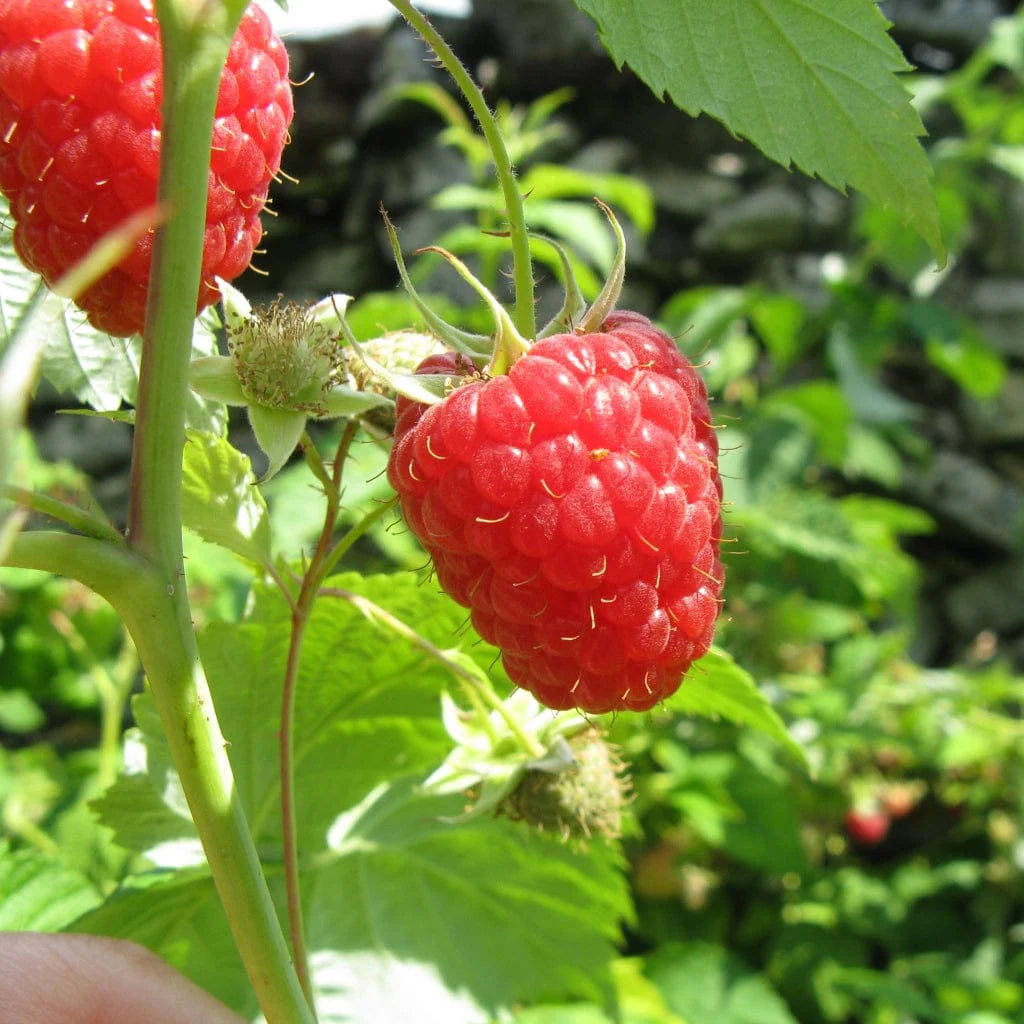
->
[388,313,725,715]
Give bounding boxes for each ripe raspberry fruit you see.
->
[844,806,891,847]
[0,0,292,337]
[387,313,724,714]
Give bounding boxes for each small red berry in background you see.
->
[0,0,293,337]
[388,312,725,715]
[844,806,891,846]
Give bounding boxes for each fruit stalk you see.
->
[386,0,536,339]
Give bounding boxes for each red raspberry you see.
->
[388,314,725,714]
[844,807,890,847]
[0,0,292,337]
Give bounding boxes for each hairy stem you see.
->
[386,0,536,339]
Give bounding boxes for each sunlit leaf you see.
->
[181,430,272,568]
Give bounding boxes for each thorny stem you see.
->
[386,0,536,340]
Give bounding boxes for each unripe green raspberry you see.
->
[500,728,630,841]
[229,297,342,413]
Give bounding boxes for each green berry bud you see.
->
[500,728,630,842]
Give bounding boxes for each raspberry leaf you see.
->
[77,782,630,1022]
[646,940,800,1024]
[0,843,100,931]
[180,431,273,570]
[574,0,944,261]
[83,573,630,1020]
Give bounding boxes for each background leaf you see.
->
[646,942,799,1024]
[666,648,806,766]
[0,843,100,930]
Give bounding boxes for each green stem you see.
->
[386,0,536,339]
[279,610,316,1013]
[276,422,360,1018]
[118,0,314,1019]
[4,531,314,1024]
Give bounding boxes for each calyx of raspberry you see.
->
[355,200,627,416]
[422,689,596,822]
[188,280,392,479]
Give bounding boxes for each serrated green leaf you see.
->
[37,304,224,432]
[96,572,476,862]
[199,571,486,849]
[79,780,631,1023]
[39,317,144,408]
[311,778,628,1020]
[86,575,633,1019]
[666,648,806,767]
[575,0,943,258]
[89,773,201,867]
[0,843,100,930]
[181,430,272,568]
[647,942,799,1024]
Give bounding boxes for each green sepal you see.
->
[417,245,530,375]
[188,355,248,406]
[382,209,492,359]
[333,306,449,408]
[533,232,588,338]
[422,689,590,822]
[318,385,395,419]
[246,404,308,482]
[578,199,626,333]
